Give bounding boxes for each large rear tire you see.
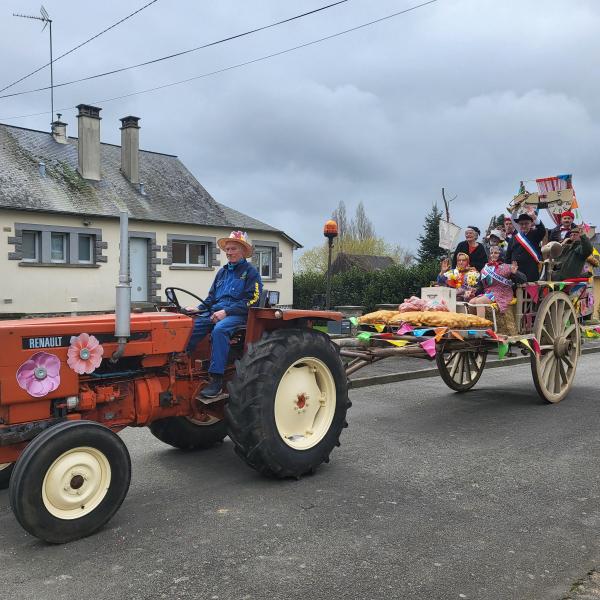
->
[149,416,227,450]
[226,328,350,478]
[9,421,131,544]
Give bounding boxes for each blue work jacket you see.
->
[203,259,263,316]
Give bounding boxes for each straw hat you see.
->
[217,231,253,258]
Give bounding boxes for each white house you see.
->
[0,104,300,317]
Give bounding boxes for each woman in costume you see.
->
[452,226,488,271]
[469,246,526,313]
[437,252,479,301]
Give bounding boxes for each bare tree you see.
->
[350,201,375,241]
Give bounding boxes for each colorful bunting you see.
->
[451,331,464,341]
[558,282,566,291]
[585,329,600,339]
[349,316,358,326]
[385,339,410,348]
[413,328,430,337]
[357,332,372,343]
[434,327,447,342]
[396,323,414,335]
[519,339,532,352]
[374,323,386,333]
[498,342,509,359]
[531,338,541,356]
[525,284,539,303]
[485,329,499,340]
[420,338,437,358]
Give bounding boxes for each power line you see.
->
[0,0,351,100]
[0,0,160,94]
[0,0,439,122]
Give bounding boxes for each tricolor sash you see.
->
[481,264,512,287]
[515,232,541,264]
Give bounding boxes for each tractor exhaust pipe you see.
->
[111,210,131,362]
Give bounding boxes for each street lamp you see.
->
[323,219,338,310]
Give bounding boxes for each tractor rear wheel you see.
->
[226,328,350,478]
[0,462,14,489]
[149,416,227,450]
[9,421,131,544]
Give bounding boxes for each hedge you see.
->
[293,261,439,311]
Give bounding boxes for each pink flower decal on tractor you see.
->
[67,333,104,374]
[16,352,61,397]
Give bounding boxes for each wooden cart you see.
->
[339,280,596,403]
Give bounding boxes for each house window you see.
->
[78,234,93,264]
[11,224,104,266]
[172,241,208,266]
[22,231,40,262]
[255,246,274,279]
[50,233,67,263]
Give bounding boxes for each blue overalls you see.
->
[186,259,263,374]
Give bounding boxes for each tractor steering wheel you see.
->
[163,287,212,315]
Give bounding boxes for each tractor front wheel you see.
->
[149,416,227,450]
[0,462,14,489]
[226,328,350,478]
[9,421,131,543]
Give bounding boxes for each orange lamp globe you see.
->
[323,220,338,239]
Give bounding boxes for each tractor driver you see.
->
[185,231,263,398]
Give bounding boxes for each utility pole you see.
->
[13,6,54,120]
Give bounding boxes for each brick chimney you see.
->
[51,113,68,144]
[76,104,102,181]
[119,115,140,184]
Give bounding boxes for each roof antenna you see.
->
[13,6,54,123]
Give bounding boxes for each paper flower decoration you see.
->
[67,333,104,374]
[444,269,461,288]
[465,271,479,287]
[16,352,61,397]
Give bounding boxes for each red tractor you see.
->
[0,215,349,543]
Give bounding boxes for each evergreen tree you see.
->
[417,203,446,264]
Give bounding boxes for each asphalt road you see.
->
[1,354,600,600]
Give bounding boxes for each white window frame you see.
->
[77,234,94,264]
[255,246,274,279]
[50,232,67,264]
[171,241,208,267]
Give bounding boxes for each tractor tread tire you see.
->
[225,328,350,479]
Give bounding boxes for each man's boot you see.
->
[200,373,223,398]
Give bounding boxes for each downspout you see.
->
[111,210,131,362]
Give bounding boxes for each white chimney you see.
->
[51,113,68,144]
[76,104,102,181]
[119,115,140,185]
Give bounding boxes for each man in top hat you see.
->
[186,231,263,398]
[504,209,547,282]
[549,210,577,242]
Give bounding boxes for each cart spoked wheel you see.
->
[9,421,131,544]
[226,329,350,478]
[436,347,487,392]
[0,462,14,489]
[149,415,227,450]
[531,291,580,403]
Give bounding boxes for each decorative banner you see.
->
[498,342,509,359]
[558,282,566,291]
[531,338,541,356]
[357,332,373,343]
[485,329,499,340]
[434,327,448,342]
[451,331,464,341]
[519,339,532,353]
[467,330,477,336]
[397,323,414,335]
[420,338,437,358]
[385,339,410,347]
[525,284,539,303]
[374,323,386,333]
[413,328,430,337]
[349,317,359,326]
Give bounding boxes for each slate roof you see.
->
[331,252,396,275]
[0,123,300,247]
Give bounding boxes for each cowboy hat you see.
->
[217,231,254,257]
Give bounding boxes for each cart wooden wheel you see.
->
[436,347,487,392]
[530,291,580,403]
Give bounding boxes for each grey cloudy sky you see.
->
[1,0,598,253]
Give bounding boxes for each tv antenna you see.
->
[13,6,54,121]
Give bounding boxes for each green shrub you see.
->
[293,261,439,312]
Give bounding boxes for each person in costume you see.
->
[549,210,577,242]
[504,210,546,282]
[469,246,526,313]
[438,253,479,301]
[185,231,263,398]
[503,216,516,243]
[552,225,593,280]
[452,226,488,271]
